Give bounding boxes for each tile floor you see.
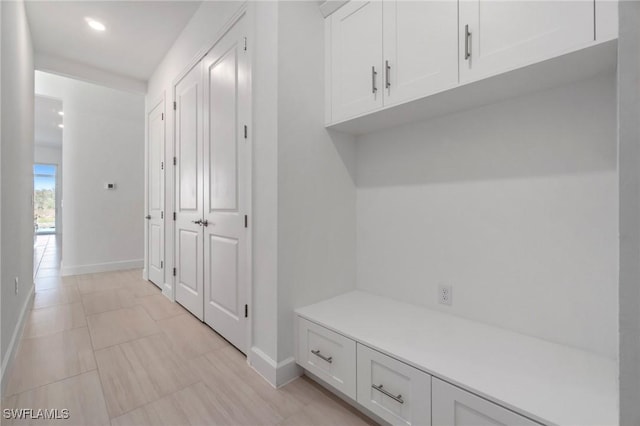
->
[2,236,374,426]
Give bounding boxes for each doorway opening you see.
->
[34,163,57,235]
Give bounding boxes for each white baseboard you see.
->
[142,268,148,281]
[249,347,302,388]
[1,284,35,395]
[61,259,144,276]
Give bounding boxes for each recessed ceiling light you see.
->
[58,124,64,129]
[85,17,106,32]
[58,111,64,116]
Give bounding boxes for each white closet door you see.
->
[459,0,595,83]
[382,0,458,107]
[174,62,204,320]
[330,1,383,122]
[202,15,249,353]
[147,100,164,288]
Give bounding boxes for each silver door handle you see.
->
[192,219,202,225]
[311,349,333,364]
[465,24,472,60]
[385,60,391,89]
[371,66,377,94]
[372,384,404,404]
[202,219,209,227]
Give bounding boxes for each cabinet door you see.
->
[382,0,458,107]
[330,1,383,121]
[432,378,541,426]
[297,317,357,399]
[357,344,431,425]
[459,0,595,83]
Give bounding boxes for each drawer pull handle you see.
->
[311,349,333,364]
[372,384,404,404]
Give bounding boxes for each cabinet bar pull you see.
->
[464,24,472,60]
[372,384,404,404]
[311,349,333,364]
[371,66,378,94]
[385,60,391,89]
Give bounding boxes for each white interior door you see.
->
[202,15,249,353]
[174,62,205,320]
[147,101,164,288]
[459,0,595,83]
[330,1,383,122]
[382,0,458,106]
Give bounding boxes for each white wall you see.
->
[34,146,63,235]
[0,0,34,390]
[618,1,640,423]
[277,0,357,364]
[35,71,145,276]
[356,72,618,359]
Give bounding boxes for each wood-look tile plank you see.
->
[137,294,186,321]
[87,305,160,350]
[157,314,226,360]
[81,288,137,316]
[192,351,283,425]
[33,286,80,309]
[5,328,96,396]
[22,302,86,338]
[2,371,109,426]
[95,333,199,418]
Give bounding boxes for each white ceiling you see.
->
[25,1,202,81]
[35,95,63,149]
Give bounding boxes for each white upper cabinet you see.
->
[459,0,595,83]
[330,1,383,121]
[325,0,614,131]
[382,0,458,107]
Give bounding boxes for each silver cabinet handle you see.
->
[385,60,391,89]
[192,219,202,225]
[372,384,404,404]
[465,24,472,60]
[371,66,378,94]
[145,215,151,220]
[202,219,209,227]
[311,349,333,364]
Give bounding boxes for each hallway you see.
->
[2,236,371,426]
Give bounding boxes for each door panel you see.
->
[331,1,383,121]
[202,15,249,353]
[147,101,164,287]
[209,48,239,211]
[383,0,458,106]
[460,0,595,82]
[174,62,204,320]
[208,235,239,317]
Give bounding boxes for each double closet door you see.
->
[174,16,250,353]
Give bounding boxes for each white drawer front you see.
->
[432,378,541,426]
[357,344,431,426]
[297,317,356,399]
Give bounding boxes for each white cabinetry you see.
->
[297,318,357,399]
[382,0,458,107]
[330,1,383,121]
[328,0,458,122]
[432,378,541,426]
[325,0,614,130]
[357,344,431,426]
[459,0,595,83]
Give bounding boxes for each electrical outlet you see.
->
[438,284,452,306]
[14,277,19,294]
